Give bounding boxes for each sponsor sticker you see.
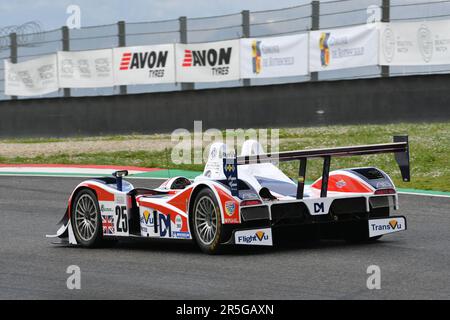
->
[100,203,114,213]
[175,215,183,230]
[141,210,153,226]
[368,217,406,237]
[100,202,114,214]
[223,157,238,197]
[376,181,393,188]
[304,198,333,216]
[224,217,240,224]
[115,194,126,205]
[172,231,191,239]
[335,179,347,188]
[139,208,172,238]
[241,192,259,200]
[225,201,236,216]
[234,228,273,246]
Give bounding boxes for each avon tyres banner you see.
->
[309,24,378,72]
[240,34,308,78]
[4,54,58,96]
[113,44,176,85]
[175,40,240,82]
[380,21,450,66]
[57,49,114,88]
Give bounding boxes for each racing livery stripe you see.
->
[167,187,194,213]
[79,182,115,201]
[311,173,373,193]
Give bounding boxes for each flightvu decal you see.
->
[176,40,240,82]
[235,228,273,246]
[113,44,176,85]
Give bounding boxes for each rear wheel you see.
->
[191,188,223,254]
[71,189,104,247]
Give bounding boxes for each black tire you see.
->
[71,189,104,247]
[190,188,223,254]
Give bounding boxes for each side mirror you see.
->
[259,187,277,200]
[113,170,128,178]
[112,170,128,191]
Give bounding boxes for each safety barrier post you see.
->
[310,1,320,82]
[381,0,390,77]
[179,16,194,91]
[61,26,71,97]
[242,10,251,87]
[9,32,18,100]
[118,21,127,95]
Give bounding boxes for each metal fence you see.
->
[2,0,450,101]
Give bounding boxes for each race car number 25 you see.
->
[115,205,128,233]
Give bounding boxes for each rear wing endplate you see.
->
[224,135,410,199]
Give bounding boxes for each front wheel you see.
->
[71,189,104,247]
[190,188,223,254]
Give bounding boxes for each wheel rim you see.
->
[194,196,218,245]
[74,194,98,242]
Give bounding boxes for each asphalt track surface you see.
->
[0,176,449,300]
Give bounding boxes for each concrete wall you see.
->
[0,74,449,137]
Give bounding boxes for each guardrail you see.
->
[2,0,450,101]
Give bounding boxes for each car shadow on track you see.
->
[51,236,387,256]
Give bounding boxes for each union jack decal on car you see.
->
[102,215,114,235]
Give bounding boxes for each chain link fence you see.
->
[2,0,450,100]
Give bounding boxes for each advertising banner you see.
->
[113,44,176,85]
[4,54,58,96]
[57,49,114,88]
[379,20,450,66]
[309,24,378,72]
[240,34,308,78]
[175,40,240,82]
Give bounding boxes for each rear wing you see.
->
[223,135,410,199]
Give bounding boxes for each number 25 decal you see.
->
[115,205,128,233]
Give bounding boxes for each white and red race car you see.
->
[48,136,410,254]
